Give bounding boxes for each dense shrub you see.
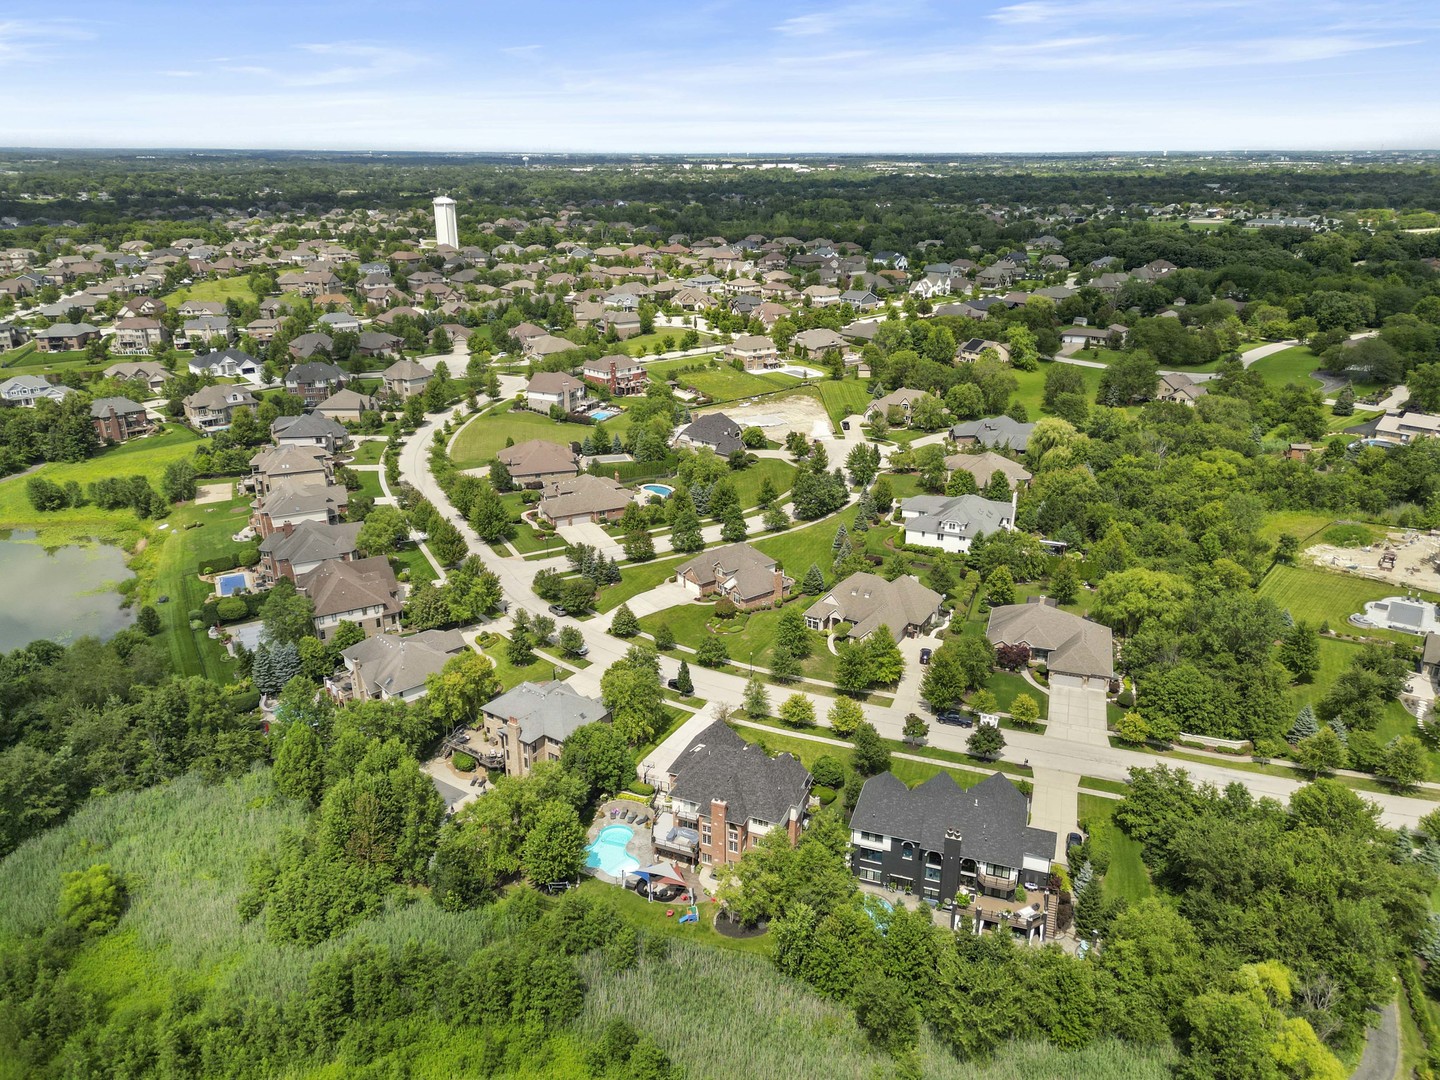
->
[452,752,476,772]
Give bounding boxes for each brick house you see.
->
[724,334,779,370]
[654,720,811,868]
[581,353,649,396]
[296,555,402,641]
[478,681,610,776]
[674,542,791,610]
[90,397,153,443]
[284,361,347,406]
[257,520,361,585]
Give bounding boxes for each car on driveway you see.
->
[1067,831,1085,853]
[919,647,932,665]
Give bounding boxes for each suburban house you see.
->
[0,374,74,407]
[381,358,432,399]
[866,387,933,426]
[945,450,1032,490]
[496,439,580,484]
[1423,634,1440,686]
[806,572,944,642]
[675,542,791,610]
[176,299,225,319]
[177,316,233,349]
[1374,411,1440,445]
[525,371,588,414]
[986,603,1115,689]
[285,361,348,406]
[34,323,100,353]
[188,348,261,380]
[328,629,468,704]
[288,332,334,360]
[104,361,169,395]
[183,385,257,431]
[478,681,610,777]
[676,412,745,456]
[314,388,379,424]
[537,474,631,527]
[252,479,348,538]
[249,444,332,495]
[791,327,847,358]
[523,333,577,360]
[724,334,779,370]
[1156,371,1208,406]
[900,493,1016,553]
[257,520,361,585]
[850,771,1057,903]
[654,720,811,869]
[271,412,349,453]
[1059,326,1113,349]
[296,555,402,641]
[581,353,649,396]
[112,317,168,355]
[90,397,153,443]
[951,416,1036,452]
[356,330,403,358]
[956,337,1011,364]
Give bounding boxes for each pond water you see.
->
[0,532,136,651]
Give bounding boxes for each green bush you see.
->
[813,785,837,805]
[216,596,249,622]
[236,543,260,566]
[628,781,656,797]
[452,752,477,772]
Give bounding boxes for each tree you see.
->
[1115,711,1150,746]
[779,694,816,728]
[58,863,126,936]
[426,651,501,730]
[801,564,826,595]
[1010,693,1040,727]
[611,603,639,638]
[427,517,468,566]
[161,459,198,503]
[522,800,588,885]
[1050,556,1080,605]
[1091,567,1193,636]
[561,722,636,802]
[852,722,890,775]
[770,645,802,682]
[1290,704,1319,742]
[834,642,873,694]
[967,724,1006,760]
[743,676,771,718]
[984,565,1015,608]
[136,604,161,636]
[903,712,929,746]
[845,442,879,488]
[696,637,730,667]
[854,974,920,1054]
[600,652,665,745]
[1378,735,1427,791]
[828,696,864,737]
[1296,727,1347,777]
[261,581,315,645]
[1273,533,1301,565]
[273,721,324,805]
[357,506,409,556]
[468,481,514,542]
[558,626,586,656]
[1277,621,1321,682]
[864,629,905,686]
[921,641,973,709]
[675,659,694,695]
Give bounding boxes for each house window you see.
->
[858,848,882,863]
[700,825,711,846]
[859,868,881,883]
[727,836,739,854]
[901,842,915,861]
[924,866,941,881]
[858,831,885,844]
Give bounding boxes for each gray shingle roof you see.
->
[985,603,1114,680]
[680,412,744,456]
[481,680,609,745]
[669,721,811,825]
[342,629,465,698]
[901,493,1014,543]
[950,416,1036,452]
[258,520,361,565]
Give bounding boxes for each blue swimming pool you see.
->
[217,573,248,596]
[592,409,618,421]
[640,483,674,498]
[586,825,639,878]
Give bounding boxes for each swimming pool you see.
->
[640,483,674,498]
[217,573,248,596]
[592,409,618,421]
[586,825,639,878]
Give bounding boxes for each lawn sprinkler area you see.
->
[1352,596,1440,636]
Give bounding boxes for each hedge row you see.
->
[198,543,260,576]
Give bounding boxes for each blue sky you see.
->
[2,0,1437,151]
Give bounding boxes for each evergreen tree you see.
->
[981,471,1011,501]
[611,604,640,638]
[832,523,849,551]
[743,676,770,718]
[1051,556,1080,606]
[802,564,826,595]
[270,642,302,691]
[273,722,324,805]
[675,659,694,695]
[1290,704,1319,743]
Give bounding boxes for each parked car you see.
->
[919,647,932,665]
[936,710,969,726]
[841,419,850,430]
[572,643,589,657]
[666,677,680,690]
[1067,831,1085,853]
[547,604,567,617]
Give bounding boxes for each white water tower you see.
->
[433,195,458,248]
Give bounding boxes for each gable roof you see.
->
[818,572,942,642]
[943,450,1032,487]
[342,629,466,698]
[902,493,1014,541]
[669,721,811,825]
[985,603,1114,679]
[258,520,362,565]
[679,412,744,455]
[950,415,1036,452]
[89,396,146,418]
[674,542,784,600]
[271,412,348,441]
[496,438,578,478]
[382,358,431,381]
[296,555,399,619]
[480,680,609,744]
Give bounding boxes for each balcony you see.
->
[977,869,1018,893]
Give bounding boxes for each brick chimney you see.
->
[710,798,728,863]
[772,569,785,606]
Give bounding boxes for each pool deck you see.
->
[585,800,657,884]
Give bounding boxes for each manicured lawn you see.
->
[450,402,586,469]
[1013,362,1106,418]
[0,425,203,543]
[1249,346,1326,389]
[159,276,263,310]
[1258,563,1440,643]
[754,501,863,580]
[390,543,438,585]
[729,458,796,509]
[1078,795,1152,904]
[639,596,838,684]
[618,330,720,356]
[478,634,572,690]
[816,378,874,428]
[681,366,803,402]
[596,554,689,612]
[353,471,383,501]
[348,441,386,465]
[983,670,1049,720]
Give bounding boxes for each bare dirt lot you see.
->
[698,389,832,441]
[194,482,234,505]
[1305,530,1440,589]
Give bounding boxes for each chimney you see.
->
[710,798,728,862]
[773,569,784,606]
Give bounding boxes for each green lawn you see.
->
[1078,795,1152,904]
[983,670,1049,720]
[729,458,796,509]
[596,554,689,612]
[1256,510,1337,547]
[0,425,202,544]
[353,471,383,501]
[639,596,838,684]
[815,379,874,428]
[1013,362,1107,418]
[450,402,586,469]
[681,366,803,402]
[159,276,263,310]
[390,543,438,585]
[348,441,386,465]
[619,330,720,356]
[478,634,572,690]
[754,502,863,580]
[1258,563,1440,643]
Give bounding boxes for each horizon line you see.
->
[0,145,1435,158]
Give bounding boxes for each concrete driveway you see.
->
[1045,684,1110,747]
[557,520,627,560]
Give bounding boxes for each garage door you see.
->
[1049,672,1084,689]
